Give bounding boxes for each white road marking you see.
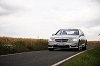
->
[51,48,93,66]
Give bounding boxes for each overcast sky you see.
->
[0,0,100,40]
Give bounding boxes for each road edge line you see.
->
[0,51,43,56]
[51,48,94,66]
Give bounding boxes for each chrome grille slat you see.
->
[55,39,68,42]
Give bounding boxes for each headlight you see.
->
[49,37,55,41]
[71,38,78,41]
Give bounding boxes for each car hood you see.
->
[51,35,78,39]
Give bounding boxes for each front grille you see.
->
[55,39,68,42]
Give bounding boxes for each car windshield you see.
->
[55,29,79,35]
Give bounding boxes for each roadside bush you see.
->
[13,40,29,53]
[0,37,48,55]
[0,40,14,55]
[26,39,48,51]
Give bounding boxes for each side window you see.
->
[79,30,84,36]
[81,32,84,36]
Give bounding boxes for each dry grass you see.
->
[87,41,100,46]
[0,36,48,55]
[0,37,47,45]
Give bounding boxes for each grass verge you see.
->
[63,46,100,66]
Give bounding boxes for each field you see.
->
[87,41,100,46]
[0,36,100,55]
[0,37,48,55]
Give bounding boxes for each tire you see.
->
[82,41,87,50]
[49,48,54,51]
[76,42,81,51]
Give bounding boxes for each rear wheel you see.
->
[49,48,54,51]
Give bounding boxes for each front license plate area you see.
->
[56,42,65,46]
[54,43,69,48]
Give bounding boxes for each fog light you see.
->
[71,44,76,47]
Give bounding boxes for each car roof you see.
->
[59,29,79,31]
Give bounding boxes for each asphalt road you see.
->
[0,46,95,66]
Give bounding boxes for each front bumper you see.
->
[48,41,78,49]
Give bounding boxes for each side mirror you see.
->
[52,33,55,36]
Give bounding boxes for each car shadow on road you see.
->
[54,49,85,52]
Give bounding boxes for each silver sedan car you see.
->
[48,29,87,51]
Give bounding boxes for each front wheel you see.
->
[76,42,81,51]
[82,42,87,50]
